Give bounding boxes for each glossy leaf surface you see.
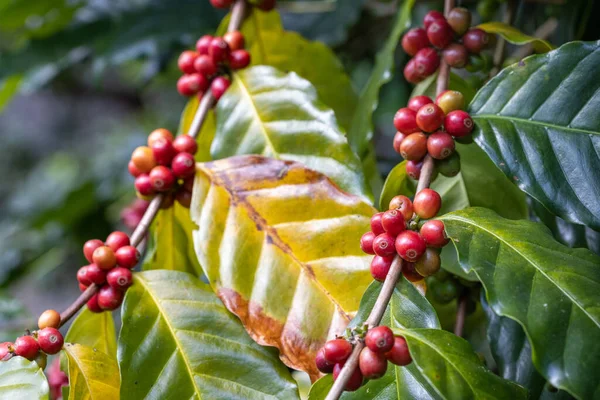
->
[0,357,48,400]
[477,22,554,53]
[65,308,116,357]
[63,343,119,400]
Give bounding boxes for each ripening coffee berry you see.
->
[134,174,155,197]
[86,263,107,285]
[38,310,61,330]
[93,246,117,270]
[83,239,103,263]
[393,132,407,154]
[427,131,455,159]
[209,37,230,64]
[395,231,427,262]
[173,135,198,155]
[407,95,433,112]
[399,132,428,161]
[406,159,423,180]
[0,342,12,360]
[382,209,407,236]
[77,266,92,286]
[176,189,193,208]
[131,146,157,173]
[147,128,174,147]
[360,231,376,255]
[427,19,454,49]
[149,166,176,192]
[435,90,465,114]
[447,7,471,36]
[436,152,461,177]
[370,212,385,235]
[365,326,395,353]
[415,248,441,277]
[370,255,394,281]
[171,152,196,178]
[393,108,419,135]
[223,31,245,51]
[420,220,449,247]
[413,48,440,77]
[211,76,231,101]
[194,55,218,77]
[401,28,429,56]
[373,233,397,257]
[128,160,142,177]
[14,336,39,360]
[443,43,468,68]
[463,28,490,54]
[151,138,177,166]
[229,50,251,69]
[107,267,133,291]
[115,246,140,269]
[423,10,445,29]
[402,262,423,282]
[177,50,198,74]
[97,285,124,311]
[315,348,334,373]
[389,195,414,221]
[403,58,423,84]
[87,293,102,313]
[323,339,352,364]
[413,188,442,219]
[106,231,130,252]
[37,328,64,355]
[416,103,444,132]
[444,110,474,137]
[333,362,363,392]
[385,336,412,366]
[210,0,233,8]
[359,348,388,379]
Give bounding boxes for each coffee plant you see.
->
[0,0,598,399]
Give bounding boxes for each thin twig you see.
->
[490,0,516,78]
[454,294,468,337]
[508,18,558,62]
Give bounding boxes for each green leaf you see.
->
[469,41,600,230]
[63,343,119,400]
[191,155,375,377]
[440,207,600,399]
[118,270,299,399]
[0,75,22,112]
[0,357,48,400]
[213,65,372,202]
[477,22,555,53]
[65,308,116,357]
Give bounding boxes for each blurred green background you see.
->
[0,0,596,338]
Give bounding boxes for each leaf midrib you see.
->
[472,114,600,136]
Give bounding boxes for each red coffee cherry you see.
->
[406,159,423,180]
[14,336,39,360]
[413,48,440,77]
[97,285,124,311]
[400,132,428,161]
[229,50,251,69]
[223,31,245,51]
[131,146,156,173]
[415,248,441,277]
[385,336,412,366]
[194,55,218,77]
[463,28,490,54]
[447,7,471,36]
[93,246,117,270]
[401,28,429,56]
[196,35,214,55]
[370,212,385,235]
[316,348,334,373]
[360,231,376,255]
[403,58,424,84]
[382,209,407,236]
[211,76,231,101]
[359,347,388,379]
[370,255,394,282]
[177,50,198,74]
[151,138,178,166]
[407,95,433,112]
[176,189,193,208]
[333,362,363,392]
[373,233,397,257]
[416,103,444,132]
[365,326,395,353]
[77,266,92,286]
[37,328,64,355]
[210,0,233,8]
[0,342,13,360]
[87,293,102,313]
[106,231,130,252]
[402,262,424,282]
[171,152,196,178]
[427,131,455,160]
[393,132,407,154]
[38,310,61,330]
[83,239,104,263]
[395,231,426,262]
[413,188,442,219]
[177,74,204,97]
[128,160,142,178]
[149,166,176,192]
[107,267,133,291]
[86,263,107,285]
[435,90,465,114]
[115,246,140,269]
[389,195,414,221]
[79,283,89,292]
[420,220,449,247]
[209,37,230,64]
[147,128,174,147]
[134,174,155,197]
[427,18,454,49]
[444,110,474,137]
[183,176,194,192]
[323,339,352,364]
[393,108,419,135]
[423,10,445,29]
[173,135,198,155]
[443,43,469,68]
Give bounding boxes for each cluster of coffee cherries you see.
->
[77,231,140,312]
[393,91,473,180]
[177,30,250,101]
[210,0,275,11]
[0,310,65,368]
[316,326,411,391]
[361,192,450,283]
[402,8,491,83]
[129,128,197,209]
